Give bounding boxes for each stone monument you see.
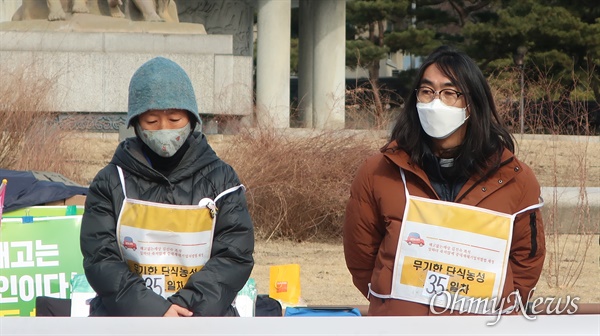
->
[1,0,253,133]
[11,0,179,22]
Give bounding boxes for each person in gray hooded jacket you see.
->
[80,57,254,317]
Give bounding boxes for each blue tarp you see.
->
[0,169,88,212]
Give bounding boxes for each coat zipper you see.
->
[528,212,538,258]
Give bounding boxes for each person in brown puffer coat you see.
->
[343,46,545,316]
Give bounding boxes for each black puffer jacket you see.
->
[80,132,254,316]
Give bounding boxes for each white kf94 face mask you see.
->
[416,99,469,139]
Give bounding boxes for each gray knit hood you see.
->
[127,57,201,127]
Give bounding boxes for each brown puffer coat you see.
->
[343,142,545,316]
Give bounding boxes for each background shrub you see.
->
[220,128,379,241]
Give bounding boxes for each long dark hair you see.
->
[389,46,514,177]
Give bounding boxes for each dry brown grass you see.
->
[516,138,600,187]
[218,128,379,241]
[0,65,88,184]
[490,66,599,294]
[491,65,598,136]
[517,136,598,290]
[344,81,404,130]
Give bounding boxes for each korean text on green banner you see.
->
[0,216,84,316]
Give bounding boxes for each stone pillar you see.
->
[298,0,314,128]
[313,0,345,129]
[256,0,291,128]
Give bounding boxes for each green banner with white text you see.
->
[0,216,84,316]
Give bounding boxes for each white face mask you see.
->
[136,123,191,157]
[416,99,469,139]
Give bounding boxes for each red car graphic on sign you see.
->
[123,236,137,251]
[405,232,425,247]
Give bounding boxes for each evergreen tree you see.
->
[462,0,599,101]
[346,0,410,116]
